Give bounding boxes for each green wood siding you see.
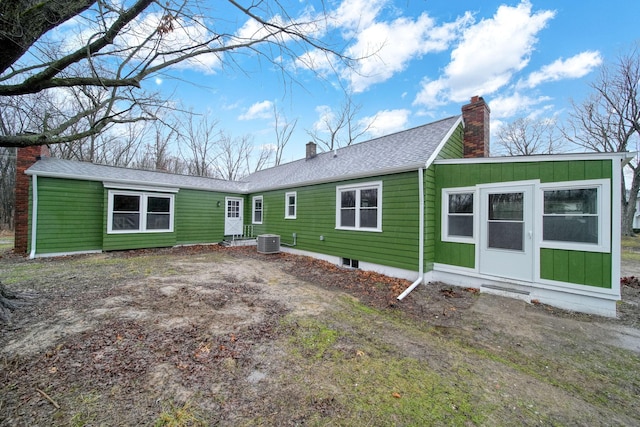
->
[175,189,226,245]
[434,159,612,188]
[424,122,465,269]
[434,159,614,287]
[436,241,475,269]
[30,177,104,255]
[102,191,176,251]
[540,249,611,288]
[435,124,464,160]
[249,171,421,272]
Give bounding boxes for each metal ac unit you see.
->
[257,234,280,254]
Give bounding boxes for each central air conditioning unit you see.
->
[257,234,280,254]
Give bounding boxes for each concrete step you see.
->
[480,284,531,303]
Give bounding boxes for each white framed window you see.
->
[285,192,297,219]
[252,196,263,224]
[538,179,610,252]
[441,188,476,243]
[336,181,382,232]
[107,190,174,234]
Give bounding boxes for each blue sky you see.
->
[152,0,639,163]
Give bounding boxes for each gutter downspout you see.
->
[398,167,424,300]
[29,174,38,259]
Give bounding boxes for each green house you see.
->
[15,97,629,317]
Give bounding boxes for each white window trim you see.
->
[107,190,174,234]
[252,195,263,225]
[335,181,382,232]
[285,191,297,219]
[441,187,477,244]
[536,179,611,253]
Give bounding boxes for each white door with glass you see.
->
[479,185,534,281]
[224,197,244,236]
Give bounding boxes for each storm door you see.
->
[479,185,534,281]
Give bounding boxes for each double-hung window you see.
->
[108,190,174,233]
[540,180,610,252]
[252,196,263,224]
[336,182,382,231]
[285,192,297,219]
[442,189,475,243]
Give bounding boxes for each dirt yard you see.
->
[1,244,639,426]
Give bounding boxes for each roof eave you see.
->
[246,163,426,193]
[26,167,249,193]
[433,151,633,165]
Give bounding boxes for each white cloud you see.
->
[361,109,411,137]
[311,105,335,133]
[489,93,552,119]
[239,100,274,121]
[333,0,388,36]
[414,1,555,108]
[295,49,338,75]
[521,51,602,88]
[235,7,325,47]
[344,12,472,93]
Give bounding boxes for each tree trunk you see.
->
[0,283,34,323]
[622,168,640,236]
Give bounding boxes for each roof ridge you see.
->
[252,114,462,173]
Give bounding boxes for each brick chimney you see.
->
[306,141,317,160]
[461,96,490,158]
[15,145,49,254]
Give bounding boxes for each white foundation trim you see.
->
[431,264,619,317]
[33,250,103,259]
[279,247,419,282]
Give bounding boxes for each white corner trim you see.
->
[29,175,38,259]
[426,115,463,167]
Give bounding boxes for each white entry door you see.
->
[479,185,534,282]
[224,197,244,236]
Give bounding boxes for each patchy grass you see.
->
[285,317,339,360]
[622,235,640,262]
[0,251,217,288]
[153,401,205,427]
[0,230,14,251]
[278,308,488,425]
[1,247,639,426]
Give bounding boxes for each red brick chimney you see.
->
[462,96,490,158]
[15,145,49,254]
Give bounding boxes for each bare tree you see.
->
[48,84,159,165]
[249,144,274,173]
[133,120,180,172]
[272,104,297,166]
[307,95,373,151]
[214,132,253,181]
[0,0,348,148]
[0,147,16,230]
[563,45,640,236]
[177,111,220,177]
[495,117,563,156]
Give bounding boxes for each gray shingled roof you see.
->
[26,157,246,193]
[243,115,461,192]
[26,115,461,193]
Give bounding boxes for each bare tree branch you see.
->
[0,0,350,148]
[562,44,640,235]
[495,117,562,156]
